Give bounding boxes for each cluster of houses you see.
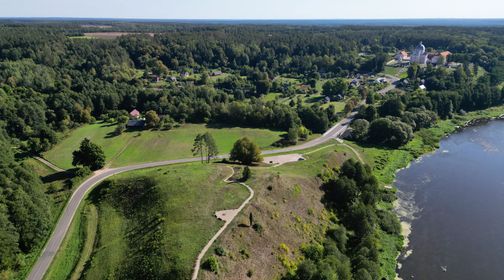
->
[395,42,452,66]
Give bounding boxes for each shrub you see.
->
[202,256,220,273]
[301,243,324,261]
[242,166,251,181]
[215,246,226,256]
[252,223,263,233]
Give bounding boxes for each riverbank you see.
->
[346,105,504,279]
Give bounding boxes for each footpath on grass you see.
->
[191,166,254,280]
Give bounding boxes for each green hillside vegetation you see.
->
[44,122,285,169]
[45,163,249,279]
[200,142,401,279]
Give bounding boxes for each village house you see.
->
[129,109,141,119]
[127,109,145,128]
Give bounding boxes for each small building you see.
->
[149,75,160,83]
[127,119,145,128]
[129,109,141,119]
[419,85,427,90]
[210,70,223,76]
[181,72,190,78]
[395,51,410,63]
[167,76,177,82]
[323,96,331,104]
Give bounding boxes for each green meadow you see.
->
[45,163,249,279]
[44,122,284,168]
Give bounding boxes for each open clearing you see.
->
[81,32,155,39]
[45,163,250,279]
[44,122,285,169]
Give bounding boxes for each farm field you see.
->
[44,122,285,169]
[45,163,250,279]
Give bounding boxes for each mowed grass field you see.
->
[44,122,284,168]
[45,163,250,279]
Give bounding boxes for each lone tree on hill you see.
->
[192,134,205,163]
[229,137,263,165]
[203,132,218,163]
[192,132,219,163]
[72,138,106,170]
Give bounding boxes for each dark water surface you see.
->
[396,120,504,280]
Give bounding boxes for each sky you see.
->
[1,0,503,19]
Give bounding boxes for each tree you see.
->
[114,123,126,136]
[117,115,129,125]
[379,98,404,117]
[322,78,347,99]
[229,137,263,165]
[192,134,205,163]
[145,110,160,128]
[287,126,299,145]
[407,63,420,80]
[203,132,218,163]
[368,118,413,147]
[350,119,369,141]
[72,138,106,170]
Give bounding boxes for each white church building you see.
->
[396,42,451,66]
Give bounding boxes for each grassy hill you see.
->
[45,163,250,279]
[44,122,285,169]
[199,143,360,279]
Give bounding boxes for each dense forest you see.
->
[1,21,504,278]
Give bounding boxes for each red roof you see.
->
[440,51,452,57]
[130,109,140,117]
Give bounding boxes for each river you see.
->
[395,120,504,280]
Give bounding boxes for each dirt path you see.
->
[191,166,254,280]
[34,156,65,172]
[338,140,364,163]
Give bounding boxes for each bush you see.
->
[377,210,401,235]
[242,166,251,181]
[214,246,226,256]
[301,243,324,261]
[202,256,220,273]
[252,223,263,233]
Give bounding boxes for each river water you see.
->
[396,120,504,280]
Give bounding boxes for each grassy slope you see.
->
[45,163,249,279]
[200,144,358,279]
[44,122,284,169]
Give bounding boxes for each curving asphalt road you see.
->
[26,112,357,280]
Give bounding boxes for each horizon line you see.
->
[1,17,504,21]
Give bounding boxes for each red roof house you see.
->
[129,109,140,119]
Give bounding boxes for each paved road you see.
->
[378,74,400,95]
[26,112,356,280]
